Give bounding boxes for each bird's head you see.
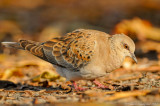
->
[111,34,137,63]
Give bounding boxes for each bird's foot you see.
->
[72,81,87,91]
[74,86,87,91]
[93,80,109,89]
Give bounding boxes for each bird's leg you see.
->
[93,80,109,89]
[71,81,87,91]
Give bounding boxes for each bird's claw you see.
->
[93,80,109,89]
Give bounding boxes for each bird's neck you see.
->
[106,38,125,72]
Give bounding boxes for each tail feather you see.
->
[1,42,24,50]
[2,40,48,61]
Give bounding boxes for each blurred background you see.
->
[0,0,160,105]
[0,0,159,41]
[0,0,160,56]
[0,0,159,60]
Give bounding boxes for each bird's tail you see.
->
[1,42,24,50]
[2,40,43,50]
[2,40,46,59]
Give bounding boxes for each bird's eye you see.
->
[123,44,129,50]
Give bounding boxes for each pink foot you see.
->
[93,80,109,89]
[72,81,87,91]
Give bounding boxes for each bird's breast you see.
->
[105,53,124,72]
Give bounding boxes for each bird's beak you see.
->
[130,53,137,64]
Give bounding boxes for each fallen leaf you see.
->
[113,17,160,41]
[31,71,60,82]
[105,90,150,101]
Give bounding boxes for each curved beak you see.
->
[131,53,137,64]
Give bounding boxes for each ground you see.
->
[0,50,159,106]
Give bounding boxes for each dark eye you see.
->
[123,44,129,50]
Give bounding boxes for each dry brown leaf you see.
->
[105,90,150,101]
[136,66,160,72]
[113,17,160,41]
[136,41,160,53]
[1,68,19,80]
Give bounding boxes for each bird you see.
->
[2,29,137,91]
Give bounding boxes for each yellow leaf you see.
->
[32,71,61,82]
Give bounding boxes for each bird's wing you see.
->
[12,29,96,71]
[43,29,96,71]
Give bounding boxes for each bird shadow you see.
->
[0,80,72,93]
